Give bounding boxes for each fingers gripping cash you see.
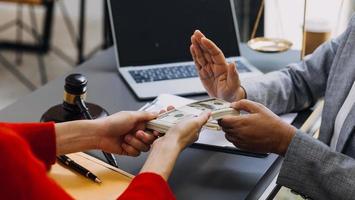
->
[147,98,239,133]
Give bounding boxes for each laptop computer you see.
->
[108,0,262,100]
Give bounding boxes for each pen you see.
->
[102,152,118,168]
[57,155,102,184]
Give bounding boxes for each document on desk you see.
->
[140,94,298,155]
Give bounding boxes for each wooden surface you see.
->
[300,100,324,133]
[0,0,43,5]
[49,153,133,200]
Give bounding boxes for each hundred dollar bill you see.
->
[147,98,239,133]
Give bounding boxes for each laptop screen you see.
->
[109,0,240,67]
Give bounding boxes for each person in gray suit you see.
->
[189,15,355,200]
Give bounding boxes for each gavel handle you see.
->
[75,97,119,168]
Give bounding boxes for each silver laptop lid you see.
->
[108,0,242,68]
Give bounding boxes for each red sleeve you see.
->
[0,126,73,200]
[0,122,56,169]
[118,173,175,200]
[0,123,175,200]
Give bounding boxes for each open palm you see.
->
[190,30,243,102]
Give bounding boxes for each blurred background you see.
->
[0,0,353,199]
[0,0,353,110]
[0,0,105,109]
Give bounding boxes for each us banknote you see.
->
[147,98,239,133]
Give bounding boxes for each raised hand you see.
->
[190,30,245,102]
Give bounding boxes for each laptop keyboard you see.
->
[129,60,252,83]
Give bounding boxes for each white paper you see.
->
[280,113,298,124]
[139,94,195,112]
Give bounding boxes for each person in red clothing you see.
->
[0,110,210,200]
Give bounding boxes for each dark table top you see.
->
[0,45,301,199]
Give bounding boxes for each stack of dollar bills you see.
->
[147,98,239,133]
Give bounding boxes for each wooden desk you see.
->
[0,0,43,5]
[49,153,133,200]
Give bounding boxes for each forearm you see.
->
[278,130,355,200]
[242,34,344,114]
[55,120,101,155]
[243,67,322,114]
[140,137,181,181]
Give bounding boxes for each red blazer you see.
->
[0,122,175,200]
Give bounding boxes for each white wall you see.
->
[265,0,353,50]
[1,1,353,52]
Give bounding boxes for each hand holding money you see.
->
[161,112,211,150]
[147,98,240,133]
[140,111,211,180]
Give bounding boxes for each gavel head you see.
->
[63,73,88,114]
[40,73,108,122]
[65,73,88,95]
